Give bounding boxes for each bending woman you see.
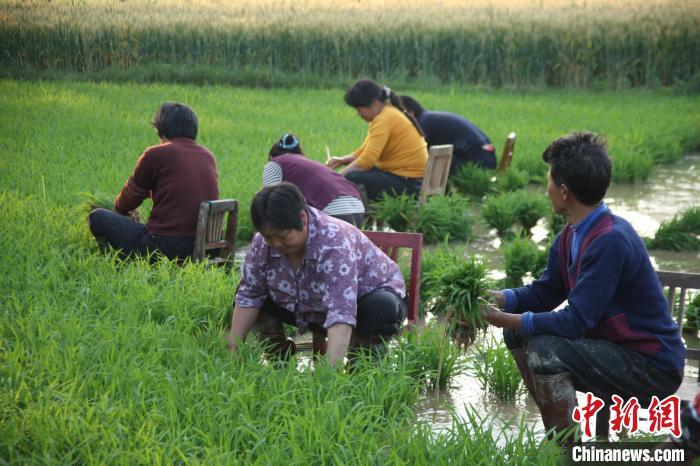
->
[263,133,365,226]
[327,80,428,203]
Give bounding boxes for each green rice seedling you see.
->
[494,167,529,193]
[450,163,495,199]
[420,242,462,317]
[78,192,143,223]
[415,194,471,244]
[468,335,522,401]
[482,192,518,239]
[646,208,700,251]
[676,207,700,234]
[428,256,490,347]
[684,293,700,332]
[395,324,466,389]
[369,192,418,232]
[548,209,566,237]
[512,191,550,235]
[502,237,548,288]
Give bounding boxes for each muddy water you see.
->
[416,154,700,440]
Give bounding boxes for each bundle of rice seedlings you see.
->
[415,194,471,244]
[512,191,550,235]
[495,167,529,193]
[548,209,567,237]
[684,293,700,332]
[450,163,495,199]
[79,192,114,213]
[482,192,518,238]
[502,237,548,288]
[369,192,417,232]
[646,207,700,251]
[420,242,461,317]
[428,256,490,347]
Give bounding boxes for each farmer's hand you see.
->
[127,210,141,223]
[225,332,239,352]
[480,299,521,329]
[326,156,347,169]
[490,290,506,309]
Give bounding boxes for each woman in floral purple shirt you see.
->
[227,182,407,365]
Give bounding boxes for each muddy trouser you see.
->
[449,148,497,175]
[88,208,194,260]
[345,168,422,204]
[259,288,407,337]
[331,212,365,228]
[504,329,682,405]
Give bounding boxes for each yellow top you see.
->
[354,105,427,178]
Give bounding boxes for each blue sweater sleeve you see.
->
[509,235,568,314]
[531,230,631,338]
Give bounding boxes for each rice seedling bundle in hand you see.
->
[428,256,490,347]
[420,243,462,317]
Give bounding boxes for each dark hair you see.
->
[344,79,425,137]
[152,102,198,140]
[269,133,304,158]
[542,131,612,206]
[251,182,308,233]
[399,95,425,119]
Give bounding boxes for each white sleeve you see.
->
[262,161,284,186]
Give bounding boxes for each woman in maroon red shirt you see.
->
[88,102,219,260]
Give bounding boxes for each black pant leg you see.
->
[88,208,152,257]
[355,288,407,336]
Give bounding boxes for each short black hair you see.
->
[542,131,612,206]
[251,182,308,233]
[152,102,198,140]
[399,95,425,119]
[269,133,304,158]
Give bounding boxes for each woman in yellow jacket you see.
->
[327,79,428,203]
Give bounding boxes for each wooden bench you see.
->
[496,132,516,172]
[192,199,239,266]
[419,144,453,204]
[657,270,700,404]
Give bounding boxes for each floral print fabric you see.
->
[235,207,406,333]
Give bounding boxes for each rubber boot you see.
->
[251,312,296,360]
[532,372,578,444]
[510,348,542,409]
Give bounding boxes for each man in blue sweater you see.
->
[399,95,496,174]
[483,132,684,440]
